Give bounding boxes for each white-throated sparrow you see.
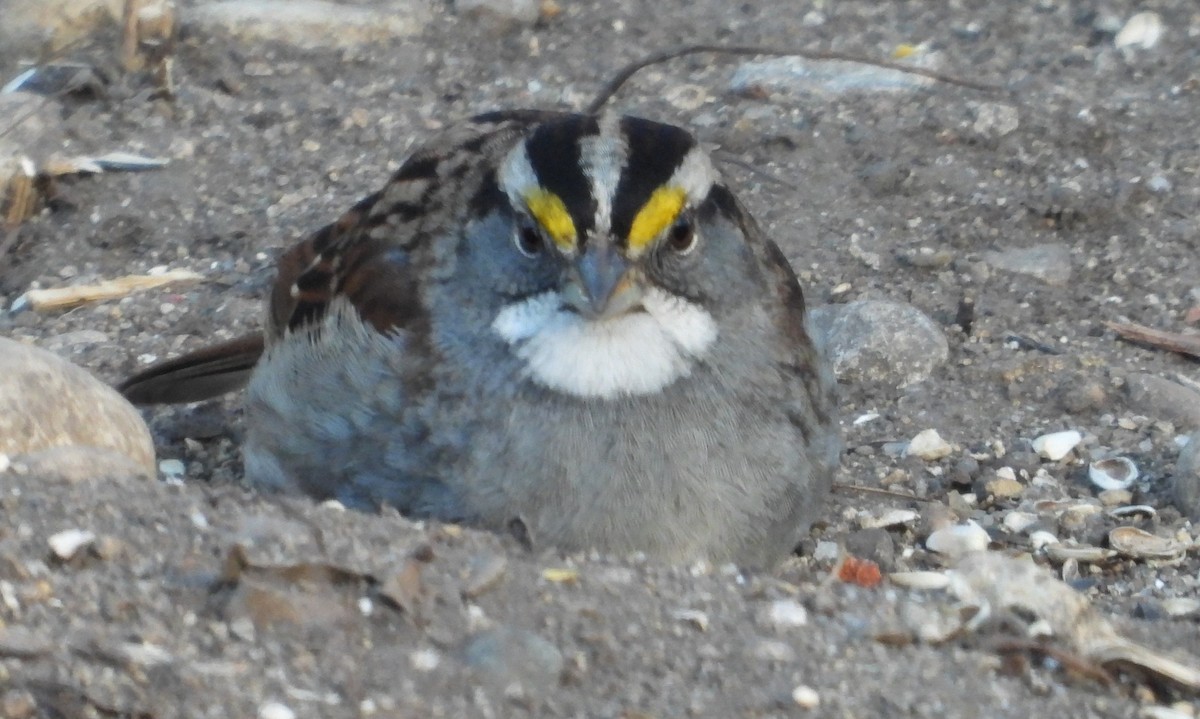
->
[121,109,840,567]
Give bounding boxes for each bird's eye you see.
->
[514,221,544,258]
[666,217,697,254]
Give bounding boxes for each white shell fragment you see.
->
[1115,12,1164,50]
[925,520,990,558]
[1106,504,1156,520]
[1088,456,1139,491]
[48,529,96,560]
[859,508,920,529]
[767,599,809,629]
[1032,430,1082,461]
[906,429,954,461]
[1002,511,1039,533]
[1108,527,1188,561]
[1043,543,1117,563]
[888,571,951,590]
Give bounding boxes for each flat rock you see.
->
[1174,433,1200,521]
[0,337,155,475]
[730,56,936,95]
[809,300,949,389]
[1124,373,1200,429]
[184,0,431,49]
[983,242,1072,285]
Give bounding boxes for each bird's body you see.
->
[122,110,839,567]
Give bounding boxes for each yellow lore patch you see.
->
[523,189,577,250]
[627,186,687,256]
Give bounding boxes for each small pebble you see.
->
[1115,11,1164,50]
[48,529,95,560]
[792,685,820,709]
[1032,430,1082,461]
[258,702,296,719]
[925,520,989,557]
[767,599,808,629]
[907,429,954,461]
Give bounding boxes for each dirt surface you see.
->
[3,0,1200,716]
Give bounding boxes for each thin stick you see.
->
[585,44,1002,114]
[832,482,935,503]
[1107,321,1200,360]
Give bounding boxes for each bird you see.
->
[120,109,840,568]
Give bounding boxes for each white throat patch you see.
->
[491,288,718,399]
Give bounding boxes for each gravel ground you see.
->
[2,0,1200,716]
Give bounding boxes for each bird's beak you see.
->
[564,239,643,319]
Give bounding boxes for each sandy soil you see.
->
[2,0,1199,716]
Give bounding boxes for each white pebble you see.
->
[258,702,295,719]
[410,647,441,671]
[1032,430,1082,461]
[813,540,840,562]
[907,428,954,461]
[792,685,821,709]
[767,599,808,628]
[158,459,185,477]
[48,529,96,560]
[925,520,990,557]
[1115,11,1164,50]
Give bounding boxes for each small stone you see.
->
[461,553,507,599]
[809,300,949,389]
[765,599,808,629]
[985,477,1024,499]
[843,528,896,571]
[1174,432,1200,521]
[907,429,954,461]
[925,521,989,558]
[48,528,95,560]
[1098,488,1134,506]
[1125,374,1200,428]
[457,0,539,28]
[812,540,840,562]
[464,627,564,692]
[983,243,1071,286]
[258,702,296,719]
[888,571,950,590]
[791,685,820,709]
[673,609,709,632]
[1,688,37,719]
[410,647,441,671]
[1115,11,1164,50]
[159,458,186,478]
[971,102,1019,138]
[1032,430,1082,461]
[1002,511,1039,533]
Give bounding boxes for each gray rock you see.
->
[14,445,150,484]
[1173,433,1200,521]
[730,57,934,95]
[1124,373,1200,429]
[0,337,155,475]
[456,0,539,27]
[464,626,563,694]
[809,300,949,388]
[983,242,1072,286]
[184,0,431,49]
